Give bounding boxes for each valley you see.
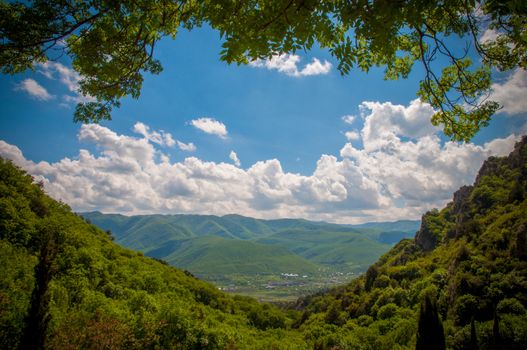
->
[81,211,419,300]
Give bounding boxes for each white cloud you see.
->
[0,109,519,224]
[190,117,228,138]
[15,79,54,101]
[37,61,80,92]
[133,122,175,147]
[176,140,196,152]
[339,100,521,213]
[488,69,527,115]
[0,123,386,222]
[342,115,356,124]
[229,151,241,167]
[35,61,95,105]
[250,54,300,76]
[61,93,96,105]
[299,58,332,76]
[483,134,520,156]
[479,28,502,44]
[345,130,360,141]
[249,54,332,77]
[360,99,439,152]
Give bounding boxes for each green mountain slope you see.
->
[150,236,320,277]
[289,136,527,349]
[256,229,392,271]
[350,220,421,232]
[0,158,307,349]
[83,212,281,241]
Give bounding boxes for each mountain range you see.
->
[81,211,420,281]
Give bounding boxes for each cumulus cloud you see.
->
[15,79,54,101]
[133,122,175,147]
[300,58,333,76]
[190,117,228,138]
[359,99,439,152]
[345,130,360,141]
[249,54,332,77]
[229,151,241,167]
[176,140,196,152]
[488,69,527,115]
[0,123,388,222]
[0,107,520,223]
[339,100,520,213]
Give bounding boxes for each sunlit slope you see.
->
[256,229,392,270]
[149,236,320,276]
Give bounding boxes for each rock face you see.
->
[507,135,527,169]
[450,185,473,239]
[415,212,438,251]
[475,135,527,185]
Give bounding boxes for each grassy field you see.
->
[207,269,360,302]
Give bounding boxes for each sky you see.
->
[1,26,526,224]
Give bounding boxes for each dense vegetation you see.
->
[1,136,526,349]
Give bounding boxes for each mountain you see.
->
[82,212,279,242]
[289,136,527,349]
[349,220,421,232]
[82,211,420,245]
[347,220,421,244]
[0,158,307,349]
[148,236,320,277]
[256,229,391,270]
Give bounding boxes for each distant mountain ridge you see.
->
[82,211,420,241]
[350,219,422,232]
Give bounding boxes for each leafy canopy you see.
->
[1,0,526,141]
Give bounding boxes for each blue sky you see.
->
[1,26,526,223]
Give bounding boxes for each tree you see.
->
[1,1,526,140]
[18,217,64,350]
[470,317,479,350]
[415,294,445,350]
[493,311,501,350]
[364,264,378,291]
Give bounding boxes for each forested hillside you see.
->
[288,136,527,349]
[0,158,306,349]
